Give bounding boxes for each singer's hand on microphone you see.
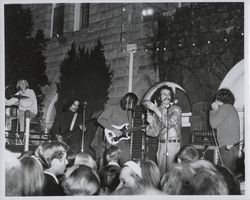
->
[225,144,233,151]
[146,112,154,124]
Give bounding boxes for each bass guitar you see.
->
[105,123,146,145]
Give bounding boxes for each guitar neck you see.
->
[127,125,146,133]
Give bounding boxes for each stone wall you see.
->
[155,2,244,130]
[24,3,177,128]
[22,3,244,132]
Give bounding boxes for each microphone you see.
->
[83,101,87,108]
[225,140,244,151]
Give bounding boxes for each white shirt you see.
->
[6,88,37,115]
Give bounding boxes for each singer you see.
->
[209,88,241,174]
[51,98,84,153]
[144,85,182,174]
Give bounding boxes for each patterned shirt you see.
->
[146,104,182,140]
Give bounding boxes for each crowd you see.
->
[5,142,243,196]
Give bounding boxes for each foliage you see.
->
[56,39,113,120]
[5,4,49,123]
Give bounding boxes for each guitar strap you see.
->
[70,113,78,131]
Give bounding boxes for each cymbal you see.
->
[12,95,29,99]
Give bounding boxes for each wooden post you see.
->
[126,43,137,92]
[24,110,30,151]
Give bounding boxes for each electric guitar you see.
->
[104,123,146,145]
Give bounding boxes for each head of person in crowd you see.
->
[18,150,34,159]
[74,151,97,171]
[140,159,161,189]
[120,92,138,111]
[98,145,121,194]
[116,160,143,191]
[16,79,29,91]
[5,149,22,196]
[177,145,199,163]
[99,164,121,194]
[161,163,195,195]
[214,88,235,105]
[19,156,44,196]
[66,148,77,168]
[189,159,217,172]
[191,167,228,195]
[215,165,241,195]
[62,165,100,195]
[34,141,69,175]
[106,145,121,164]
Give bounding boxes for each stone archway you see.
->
[45,93,58,133]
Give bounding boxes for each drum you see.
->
[5,105,19,118]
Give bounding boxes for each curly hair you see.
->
[214,88,235,105]
[152,85,175,105]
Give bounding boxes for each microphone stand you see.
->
[165,106,170,171]
[81,103,87,152]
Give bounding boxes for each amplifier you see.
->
[193,144,219,165]
[191,131,216,145]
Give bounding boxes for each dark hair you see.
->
[62,98,81,113]
[215,165,241,195]
[99,164,121,193]
[153,85,174,105]
[120,92,138,111]
[191,168,228,195]
[177,145,199,163]
[214,88,235,105]
[106,145,121,162]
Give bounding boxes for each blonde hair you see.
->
[19,156,44,196]
[62,165,100,195]
[74,152,97,171]
[16,79,29,90]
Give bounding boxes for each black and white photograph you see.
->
[1,0,248,198]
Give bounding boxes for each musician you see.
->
[144,85,182,174]
[51,99,84,153]
[5,79,37,132]
[97,92,138,165]
[209,88,241,174]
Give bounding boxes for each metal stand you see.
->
[81,103,87,152]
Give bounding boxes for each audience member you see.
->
[74,151,97,171]
[62,165,100,195]
[191,168,228,195]
[215,165,240,195]
[19,156,44,196]
[116,160,143,191]
[177,145,199,163]
[5,149,22,196]
[35,141,69,196]
[160,163,195,195]
[140,159,161,189]
[66,148,77,168]
[98,145,121,194]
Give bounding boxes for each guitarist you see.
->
[51,98,84,153]
[97,93,138,165]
